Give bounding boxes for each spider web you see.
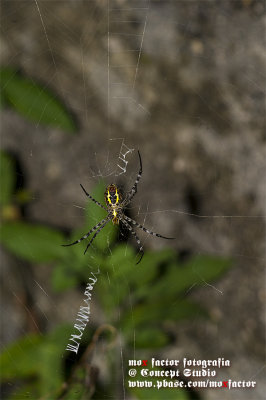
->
[1,1,266,400]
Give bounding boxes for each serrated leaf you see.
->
[0,222,66,262]
[0,151,15,205]
[0,67,76,133]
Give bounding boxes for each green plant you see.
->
[0,67,77,133]
[0,150,232,399]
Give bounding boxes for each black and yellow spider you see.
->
[63,151,174,263]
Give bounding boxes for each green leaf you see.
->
[0,325,72,397]
[129,248,176,286]
[142,256,232,300]
[122,299,206,331]
[0,151,15,205]
[105,243,136,275]
[96,272,126,317]
[38,341,63,395]
[0,67,76,133]
[0,334,43,380]
[38,325,73,396]
[128,328,169,349]
[0,222,66,262]
[52,263,79,292]
[93,245,138,316]
[185,254,232,281]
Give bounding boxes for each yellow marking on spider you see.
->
[106,187,120,205]
[112,209,119,224]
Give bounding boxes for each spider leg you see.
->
[62,217,110,248]
[84,218,110,254]
[123,215,175,240]
[123,150,142,206]
[80,184,107,211]
[121,218,144,264]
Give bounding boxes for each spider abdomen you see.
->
[104,184,121,206]
[104,184,122,225]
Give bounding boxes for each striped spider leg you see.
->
[80,184,108,211]
[123,215,174,240]
[62,216,111,254]
[121,218,144,264]
[122,150,142,207]
[120,214,174,264]
[62,183,112,252]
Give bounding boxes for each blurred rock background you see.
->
[1,1,265,399]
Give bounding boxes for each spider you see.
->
[62,151,174,264]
